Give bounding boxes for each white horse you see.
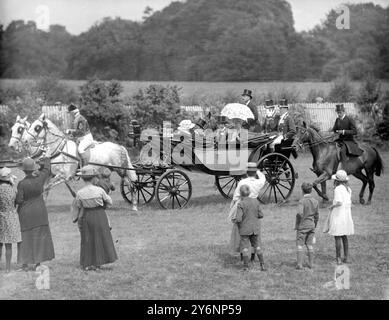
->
[21,114,138,209]
[8,115,31,153]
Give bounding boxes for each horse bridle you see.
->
[26,119,66,158]
[295,126,335,149]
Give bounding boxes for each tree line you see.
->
[0,0,388,81]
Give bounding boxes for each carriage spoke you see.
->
[221,178,235,190]
[174,194,182,207]
[273,185,278,203]
[259,183,271,202]
[278,182,292,190]
[275,184,286,200]
[227,180,236,197]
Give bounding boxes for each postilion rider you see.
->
[331,104,363,158]
[66,104,94,166]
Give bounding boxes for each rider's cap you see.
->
[22,157,39,172]
[279,99,289,107]
[335,104,345,112]
[265,99,274,108]
[332,170,349,182]
[247,162,258,172]
[242,89,253,99]
[77,165,98,178]
[68,104,78,112]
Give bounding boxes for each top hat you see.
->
[265,99,274,108]
[217,115,228,124]
[247,162,258,172]
[77,165,98,178]
[68,103,78,112]
[332,170,349,182]
[242,89,253,99]
[335,104,345,112]
[196,119,207,129]
[22,157,39,172]
[279,99,289,107]
[0,167,16,182]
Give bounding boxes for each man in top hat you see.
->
[240,89,261,132]
[66,103,94,166]
[331,104,363,157]
[262,99,280,133]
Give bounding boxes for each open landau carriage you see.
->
[123,129,297,209]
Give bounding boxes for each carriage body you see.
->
[122,131,296,209]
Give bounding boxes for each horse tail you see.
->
[373,147,384,177]
[121,146,137,182]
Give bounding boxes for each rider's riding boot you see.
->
[250,253,256,262]
[80,153,89,167]
[291,148,298,159]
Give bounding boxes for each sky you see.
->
[0,0,388,34]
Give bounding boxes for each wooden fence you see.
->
[41,105,71,130]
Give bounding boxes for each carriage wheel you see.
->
[156,170,192,210]
[257,153,295,204]
[120,173,156,205]
[215,175,243,200]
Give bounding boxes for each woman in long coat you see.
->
[74,165,117,271]
[16,157,55,271]
[0,167,22,272]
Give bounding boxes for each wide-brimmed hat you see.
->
[265,99,274,108]
[67,103,78,113]
[242,89,253,99]
[196,119,207,129]
[335,104,345,112]
[22,157,39,172]
[247,162,258,172]
[279,99,289,108]
[178,119,195,131]
[332,170,349,182]
[77,165,98,178]
[0,167,16,182]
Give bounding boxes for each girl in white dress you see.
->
[326,170,354,265]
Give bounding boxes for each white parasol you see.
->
[221,103,254,121]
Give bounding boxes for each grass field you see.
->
[1,79,389,100]
[0,152,388,300]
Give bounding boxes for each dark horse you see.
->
[292,123,383,205]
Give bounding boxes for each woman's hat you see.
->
[178,119,195,131]
[332,170,349,182]
[279,99,289,108]
[22,157,39,172]
[102,168,112,178]
[196,119,207,129]
[265,99,274,108]
[77,165,98,178]
[335,104,345,112]
[247,162,258,172]
[242,89,253,99]
[67,103,78,113]
[0,167,16,182]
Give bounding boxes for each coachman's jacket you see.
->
[71,114,91,137]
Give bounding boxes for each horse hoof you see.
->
[366,201,371,206]
[360,198,365,205]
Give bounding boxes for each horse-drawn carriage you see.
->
[122,129,297,209]
[8,114,297,210]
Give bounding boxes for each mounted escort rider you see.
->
[66,104,94,166]
[240,89,261,133]
[331,104,363,160]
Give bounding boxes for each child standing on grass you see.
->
[295,182,319,270]
[234,185,266,271]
